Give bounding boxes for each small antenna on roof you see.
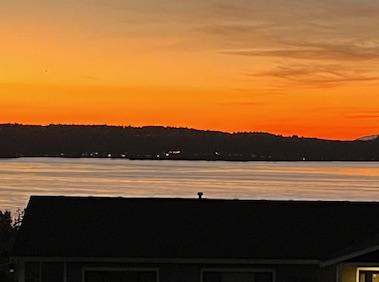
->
[197,192,203,199]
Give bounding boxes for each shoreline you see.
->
[1,156,379,162]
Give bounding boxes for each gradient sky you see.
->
[1,0,379,140]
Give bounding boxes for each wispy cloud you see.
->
[249,63,379,88]
[196,23,272,37]
[217,101,263,106]
[191,1,379,62]
[347,113,379,119]
[223,41,379,61]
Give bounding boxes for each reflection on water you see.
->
[1,158,379,211]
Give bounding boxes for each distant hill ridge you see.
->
[0,124,378,161]
[356,134,379,141]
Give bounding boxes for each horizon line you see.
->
[0,122,373,142]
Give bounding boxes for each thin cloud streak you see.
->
[223,42,379,61]
[347,113,379,120]
[217,101,263,106]
[252,64,379,84]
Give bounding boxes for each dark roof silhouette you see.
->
[12,196,379,262]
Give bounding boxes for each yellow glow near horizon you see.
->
[1,0,379,140]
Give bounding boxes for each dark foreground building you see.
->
[11,196,379,282]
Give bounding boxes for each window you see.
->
[202,270,274,282]
[84,268,158,282]
[359,271,379,282]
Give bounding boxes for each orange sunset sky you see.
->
[1,0,379,140]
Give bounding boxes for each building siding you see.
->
[16,260,339,282]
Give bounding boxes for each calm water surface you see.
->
[1,158,379,212]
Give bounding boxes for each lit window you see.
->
[359,271,379,282]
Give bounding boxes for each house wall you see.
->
[338,263,356,282]
[274,264,336,282]
[16,260,338,282]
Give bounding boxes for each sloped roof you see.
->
[12,196,379,262]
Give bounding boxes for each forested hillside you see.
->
[0,124,378,161]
